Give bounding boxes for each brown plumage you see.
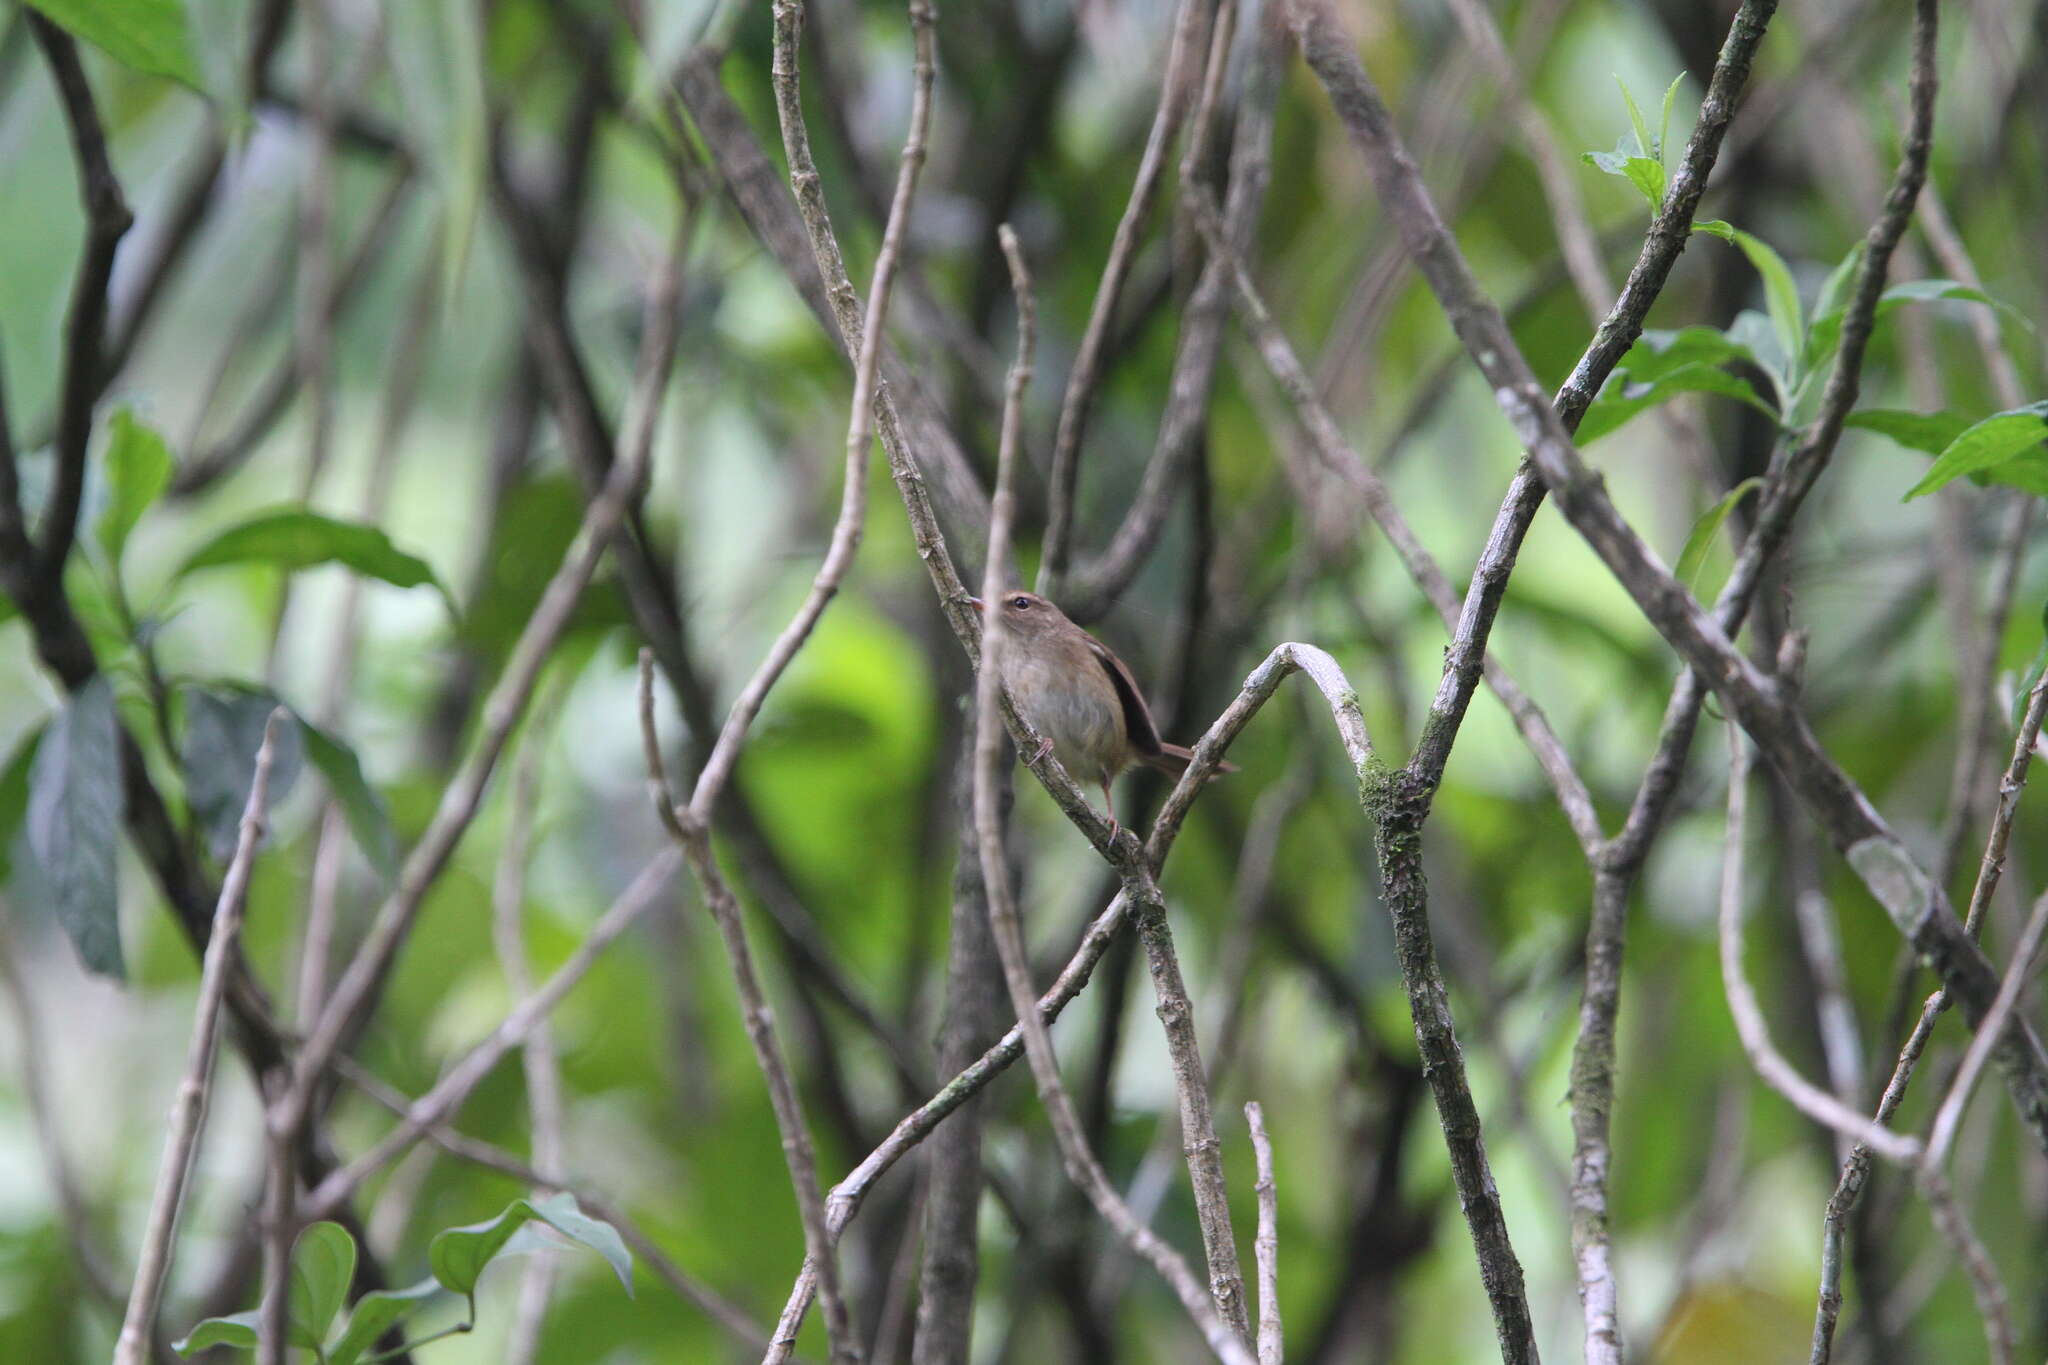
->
[973,591,1234,836]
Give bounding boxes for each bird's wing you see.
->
[1086,635,1164,757]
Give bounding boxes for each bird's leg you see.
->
[1100,781,1120,843]
[1030,735,1055,765]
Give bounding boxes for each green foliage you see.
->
[429,1193,633,1304]
[174,507,449,605]
[1577,327,1776,442]
[1901,402,2048,500]
[1581,74,1685,210]
[21,678,124,977]
[1693,221,1802,398]
[176,1198,630,1360]
[24,0,203,90]
[298,717,400,881]
[1673,476,1764,589]
[94,409,174,569]
[178,685,304,860]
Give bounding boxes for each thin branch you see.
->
[333,1059,792,1359]
[1441,0,1609,316]
[0,919,125,1311]
[1064,3,1283,621]
[1961,652,2048,939]
[1717,727,1921,1165]
[1245,1101,1282,1365]
[117,712,286,1365]
[301,849,684,1219]
[667,12,938,1360]
[1186,191,1601,855]
[27,15,132,581]
[490,720,567,1365]
[288,210,690,1123]
[972,225,1256,1365]
[770,637,1367,1347]
[1917,1167,2014,1365]
[1927,880,2048,1168]
[1296,0,2048,1136]
[761,9,978,646]
[1039,0,1215,591]
[691,0,936,820]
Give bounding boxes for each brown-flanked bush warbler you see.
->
[971,591,1234,838]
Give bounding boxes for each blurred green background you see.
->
[1,0,2045,1361]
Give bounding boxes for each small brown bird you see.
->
[972,591,1233,837]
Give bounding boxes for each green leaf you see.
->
[429,1195,634,1301]
[1801,242,1868,378]
[1852,410,2048,496]
[2014,647,2048,731]
[1622,157,1665,210]
[24,0,203,90]
[173,1310,260,1354]
[328,1278,443,1365]
[1695,221,1803,383]
[297,718,398,882]
[384,0,489,308]
[0,722,49,890]
[1658,73,1683,170]
[1903,402,2048,500]
[1725,309,1790,405]
[522,1192,634,1296]
[1608,326,1758,385]
[96,410,175,567]
[1807,275,2028,389]
[175,508,447,602]
[26,678,124,977]
[1674,477,1765,587]
[1844,408,1973,456]
[1877,277,2027,321]
[1617,74,1654,162]
[1579,364,1777,444]
[290,1222,358,1350]
[1582,137,1663,211]
[179,687,303,862]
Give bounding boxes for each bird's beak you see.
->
[966,595,984,612]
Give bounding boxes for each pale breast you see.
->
[1002,646,1128,785]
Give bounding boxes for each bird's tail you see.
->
[1139,743,1238,779]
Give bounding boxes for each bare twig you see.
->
[287,208,690,1122]
[332,1059,787,1358]
[1441,0,1609,315]
[1064,4,1283,620]
[691,0,935,819]
[1245,1101,1282,1365]
[973,225,1256,1365]
[667,12,939,1361]
[1186,192,1601,854]
[491,721,567,1365]
[1927,881,2048,1169]
[1916,1165,2014,1365]
[758,9,982,638]
[296,249,442,1027]
[1039,0,1215,591]
[1717,727,1921,1165]
[118,713,286,1365]
[302,849,684,1219]
[26,15,131,582]
[0,920,124,1311]
[1298,0,2048,1133]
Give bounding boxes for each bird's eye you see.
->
[1010,595,1032,610]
